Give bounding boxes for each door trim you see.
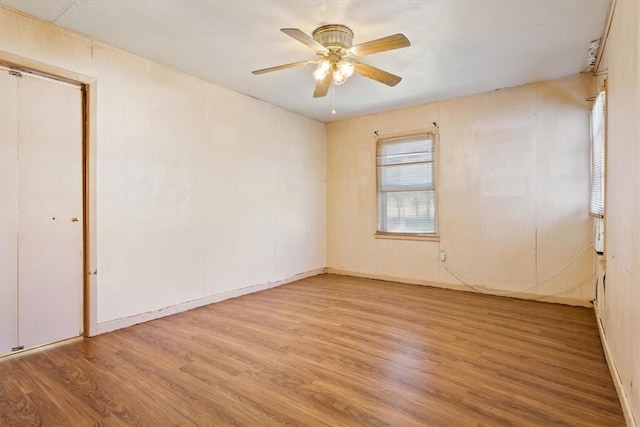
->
[0,51,98,337]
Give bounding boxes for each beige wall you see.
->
[0,7,326,328]
[597,0,640,424]
[327,74,594,305]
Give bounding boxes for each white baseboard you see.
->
[93,268,326,336]
[594,301,637,427]
[325,268,592,307]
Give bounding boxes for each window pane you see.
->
[377,137,433,165]
[590,91,605,217]
[376,132,437,235]
[378,190,436,234]
[378,162,434,191]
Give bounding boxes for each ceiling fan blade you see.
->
[349,34,410,58]
[353,62,402,87]
[313,73,332,98]
[252,60,314,75]
[281,28,329,53]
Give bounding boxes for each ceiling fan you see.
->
[252,25,410,98]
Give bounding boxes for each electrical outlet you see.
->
[440,250,447,262]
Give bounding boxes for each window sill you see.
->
[375,233,440,242]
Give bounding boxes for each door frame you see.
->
[0,51,98,337]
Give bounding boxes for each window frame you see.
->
[374,128,439,241]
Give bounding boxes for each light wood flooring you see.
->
[0,274,625,426]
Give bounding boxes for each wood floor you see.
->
[0,274,625,426]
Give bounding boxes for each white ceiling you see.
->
[1,0,609,122]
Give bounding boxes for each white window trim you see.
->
[374,128,439,239]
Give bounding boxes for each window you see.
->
[376,131,437,236]
[590,91,605,218]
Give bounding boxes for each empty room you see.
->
[0,0,638,425]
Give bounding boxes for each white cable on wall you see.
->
[442,245,594,297]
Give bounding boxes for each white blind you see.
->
[376,133,436,234]
[590,91,605,218]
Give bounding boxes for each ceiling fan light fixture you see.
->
[337,61,354,78]
[332,61,354,86]
[333,69,348,86]
[313,60,331,81]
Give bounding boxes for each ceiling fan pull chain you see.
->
[332,85,336,115]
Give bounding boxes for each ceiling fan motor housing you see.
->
[313,25,354,50]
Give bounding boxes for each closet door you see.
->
[0,69,83,355]
[0,69,19,355]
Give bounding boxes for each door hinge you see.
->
[11,346,24,352]
[8,70,23,78]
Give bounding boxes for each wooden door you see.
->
[0,68,83,355]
